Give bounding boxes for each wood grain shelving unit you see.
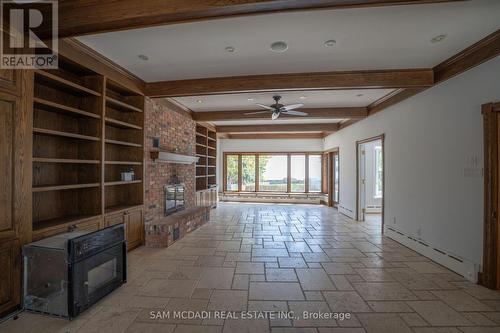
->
[32,58,145,242]
[195,124,217,191]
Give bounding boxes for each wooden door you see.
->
[126,208,143,250]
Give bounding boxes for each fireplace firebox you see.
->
[165,184,185,216]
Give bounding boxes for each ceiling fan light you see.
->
[272,112,280,120]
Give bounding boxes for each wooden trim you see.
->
[146,69,434,97]
[255,154,260,192]
[226,133,325,140]
[237,155,242,192]
[481,102,500,289]
[355,134,385,234]
[216,123,340,133]
[193,107,368,121]
[367,88,425,116]
[434,29,500,84]
[327,148,340,207]
[50,1,463,38]
[304,154,310,193]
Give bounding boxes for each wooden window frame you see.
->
[223,152,324,194]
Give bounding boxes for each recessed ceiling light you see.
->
[299,96,307,100]
[431,34,447,43]
[324,39,336,47]
[196,99,203,104]
[138,54,149,61]
[247,98,254,101]
[270,41,288,53]
[225,46,235,53]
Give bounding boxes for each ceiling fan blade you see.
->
[281,103,304,111]
[283,110,309,116]
[256,103,275,110]
[244,110,271,115]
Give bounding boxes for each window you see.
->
[308,155,322,192]
[224,153,323,193]
[259,155,287,192]
[226,155,239,191]
[241,155,256,191]
[290,155,305,192]
[374,146,383,198]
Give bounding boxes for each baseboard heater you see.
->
[385,226,479,282]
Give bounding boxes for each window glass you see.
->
[308,155,322,192]
[259,155,287,192]
[226,155,239,191]
[241,155,256,191]
[290,155,305,192]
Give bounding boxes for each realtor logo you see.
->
[1,0,58,69]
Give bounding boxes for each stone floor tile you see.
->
[197,267,235,289]
[406,300,473,326]
[353,282,417,301]
[296,269,337,290]
[207,290,248,311]
[289,301,338,327]
[431,290,492,312]
[356,313,413,333]
[324,291,371,313]
[266,268,298,282]
[249,282,305,300]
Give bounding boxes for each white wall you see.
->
[324,56,500,273]
[217,138,324,189]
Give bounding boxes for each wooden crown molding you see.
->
[216,123,340,133]
[192,107,367,121]
[47,0,464,38]
[145,69,434,97]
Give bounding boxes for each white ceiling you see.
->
[173,89,394,112]
[78,0,500,82]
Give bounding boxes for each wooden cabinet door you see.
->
[0,239,20,317]
[0,94,16,240]
[126,209,143,251]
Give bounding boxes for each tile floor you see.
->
[2,202,500,333]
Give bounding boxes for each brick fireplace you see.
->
[144,98,196,225]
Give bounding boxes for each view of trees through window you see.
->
[225,153,322,193]
[226,155,238,191]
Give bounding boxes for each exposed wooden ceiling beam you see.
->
[145,69,434,97]
[367,88,425,115]
[433,29,500,84]
[48,0,463,38]
[225,133,325,139]
[193,107,367,121]
[216,123,340,133]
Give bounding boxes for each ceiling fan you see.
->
[244,95,308,120]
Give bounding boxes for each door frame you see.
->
[481,102,500,289]
[356,134,385,232]
[327,148,340,207]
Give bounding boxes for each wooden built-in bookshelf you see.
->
[32,57,145,244]
[195,124,217,191]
